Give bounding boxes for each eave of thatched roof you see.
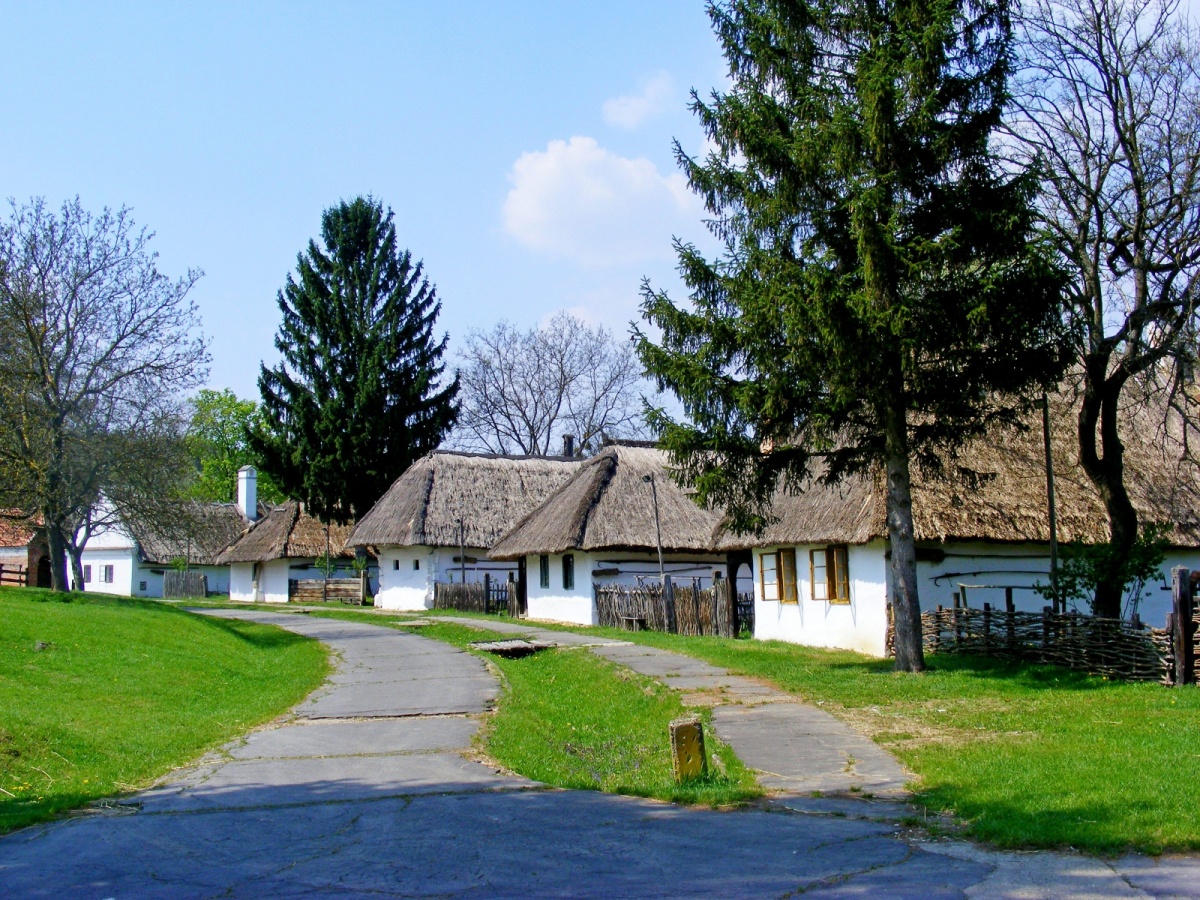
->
[133,503,249,566]
[490,445,725,559]
[216,502,355,564]
[716,392,1200,550]
[346,450,581,550]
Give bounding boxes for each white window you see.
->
[101,565,114,584]
[759,552,778,601]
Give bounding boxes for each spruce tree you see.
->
[637,0,1069,671]
[251,197,459,524]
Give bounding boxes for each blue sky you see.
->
[1,2,727,398]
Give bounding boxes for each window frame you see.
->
[83,565,92,583]
[562,553,575,591]
[809,545,851,604]
[539,554,550,589]
[759,551,779,601]
[779,549,799,604]
[101,564,114,584]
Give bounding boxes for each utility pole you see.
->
[643,474,665,582]
[1042,393,1060,612]
[457,517,466,584]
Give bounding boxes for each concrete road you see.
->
[0,609,1196,898]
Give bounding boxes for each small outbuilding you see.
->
[346,450,580,610]
[489,443,727,625]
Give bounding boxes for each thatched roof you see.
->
[217,502,355,564]
[133,503,250,566]
[490,445,725,559]
[716,393,1200,550]
[346,451,581,549]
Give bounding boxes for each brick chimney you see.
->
[237,466,258,522]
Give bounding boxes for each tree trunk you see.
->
[1078,362,1138,618]
[68,546,86,592]
[884,399,926,673]
[45,520,69,593]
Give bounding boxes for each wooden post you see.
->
[663,574,677,634]
[983,602,991,654]
[484,573,491,614]
[1005,587,1016,653]
[1042,606,1052,664]
[1172,567,1195,686]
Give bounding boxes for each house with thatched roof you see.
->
[489,443,727,625]
[721,396,1200,656]
[218,494,359,603]
[346,450,580,610]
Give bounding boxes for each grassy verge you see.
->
[0,587,329,833]
[308,610,761,807]
[486,620,1199,854]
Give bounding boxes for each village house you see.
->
[346,449,580,610]
[218,468,363,603]
[722,398,1200,657]
[489,443,727,625]
[0,515,48,587]
[78,501,249,598]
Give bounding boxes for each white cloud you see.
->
[501,136,701,268]
[602,72,674,130]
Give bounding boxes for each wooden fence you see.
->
[289,576,369,605]
[594,579,745,638]
[913,566,1199,686]
[433,578,511,615]
[163,571,208,598]
[0,564,27,587]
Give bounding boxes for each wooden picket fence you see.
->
[594,579,746,638]
[910,567,1199,686]
[163,571,208,598]
[433,579,510,615]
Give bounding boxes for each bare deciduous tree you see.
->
[1012,0,1200,616]
[0,198,208,590]
[454,312,648,456]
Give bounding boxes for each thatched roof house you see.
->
[132,503,252,566]
[218,502,354,565]
[490,444,724,559]
[346,450,580,550]
[715,394,1200,551]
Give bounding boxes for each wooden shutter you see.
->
[830,546,850,604]
[780,549,798,603]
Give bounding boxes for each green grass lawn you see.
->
[308,611,761,807]
[0,587,329,833]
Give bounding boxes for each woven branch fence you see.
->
[433,579,510,615]
[594,580,747,638]
[918,604,1177,683]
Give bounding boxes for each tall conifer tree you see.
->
[251,198,459,524]
[637,0,1069,670]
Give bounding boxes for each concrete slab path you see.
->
[1,608,1197,898]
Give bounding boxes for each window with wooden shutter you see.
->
[562,554,575,590]
[759,552,778,601]
[539,554,550,588]
[810,546,850,603]
[779,549,798,603]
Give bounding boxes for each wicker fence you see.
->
[433,579,511,615]
[594,579,745,638]
[914,567,1199,686]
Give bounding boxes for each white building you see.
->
[490,443,727,626]
[347,450,580,611]
[77,496,249,598]
[720,399,1200,657]
[218,468,366,603]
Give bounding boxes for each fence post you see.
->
[484,573,491,614]
[983,603,991,654]
[1172,567,1195,686]
[1041,606,1052,664]
[663,575,677,634]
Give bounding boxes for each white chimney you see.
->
[237,466,258,522]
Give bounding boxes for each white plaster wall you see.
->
[374,545,520,611]
[79,548,137,596]
[259,559,293,604]
[587,550,727,589]
[753,541,890,657]
[916,542,1200,628]
[525,552,596,625]
[229,563,257,602]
